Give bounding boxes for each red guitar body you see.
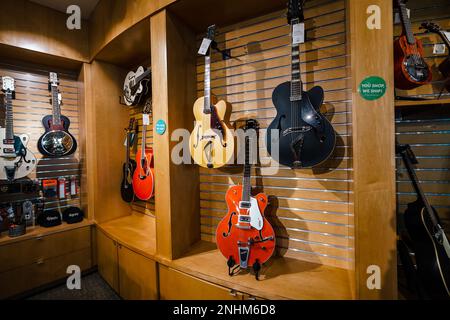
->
[132,147,155,200]
[394,35,432,90]
[216,185,276,274]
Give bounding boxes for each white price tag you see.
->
[71,178,77,195]
[142,114,150,126]
[433,43,446,55]
[198,38,213,55]
[394,8,410,24]
[292,23,305,45]
[123,136,128,147]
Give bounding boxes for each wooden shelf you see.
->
[0,219,94,247]
[164,241,354,300]
[395,98,450,107]
[96,213,156,258]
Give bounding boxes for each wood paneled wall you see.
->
[0,64,82,213]
[196,0,353,269]
[394,0,450,99]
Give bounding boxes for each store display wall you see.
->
[196,0,354,269]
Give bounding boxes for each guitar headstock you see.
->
[143,97,152,115]
[206,25,216,41]
[287,0,305,24]
[394,0,407,8]
[421,21,442,34]
[49,72,59,88]
[1,76,15,93]
[126,118,136,132]
[243,119,259,132]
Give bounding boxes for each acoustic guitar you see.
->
[216,120,275,280]
[121,118,137,203]
[397,143,450,299]
[421,21,450,92]
[394,0,432,90]
[0,76,36,181]
[132,99,155,201]
[189,25,234,169]
[37,72,77,157]
[266,0,336,168]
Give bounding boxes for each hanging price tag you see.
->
[198,38,212,55]
[292,23,305,45]
[433,43,446,55]
[142,114,150,126]
[123,136,128,147]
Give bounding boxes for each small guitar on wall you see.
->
[121,118,137,203]
[394,0,432,90]
[123,66,151,106]
[189,25,234,169]
[132,98,155,201]
[0,76,36,181]
[421,21,450,92]
[266,0,336,168]
[37,72,77,157]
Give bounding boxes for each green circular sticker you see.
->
[155,119,166,135]
[358,76,386,101]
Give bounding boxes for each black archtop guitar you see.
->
[266,0,336,168]
[37,72,77,157]
[120,118,137,202]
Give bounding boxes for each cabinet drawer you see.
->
[0,247,92,299]
[0,226,91,273]
[159,265,242,300]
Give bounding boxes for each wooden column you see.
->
[151,10,200,260]
[348,0,397,299]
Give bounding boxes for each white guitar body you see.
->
[239,197,264,231]
[123,66,148,106]
[0,130,37,181]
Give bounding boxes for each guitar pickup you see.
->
[238,215,251,223]
[290,95,302,102]
[238,201,251,209]
[3,139,14,145]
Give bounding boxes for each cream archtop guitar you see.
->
[0,76,36,181]
[189,25,234,169]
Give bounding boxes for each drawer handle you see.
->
[36,258,44,265]
[229,290,237,297]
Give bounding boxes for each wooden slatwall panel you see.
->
[395,0,450,235]
[196,0,353,269]
[0,65,81,212]
[394,0,450,99]
[127,85,155,217]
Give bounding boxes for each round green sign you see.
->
[358,76,387,101]
[155,119,166,135]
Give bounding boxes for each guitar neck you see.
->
[241,137,252,202]
[290,20,302,100]
[203,53,211,113]
[437,31,450,52]
[4,91,14,140]
[51,85,62,125]
[134,68,151,86]
[141,123,147,160]
[399,3,415,45]
[400,151,440,227]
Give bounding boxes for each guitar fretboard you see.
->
[5,91,14,140]
[203,54,211,113]
[290,19,303,101]
[51,85,62,126]
[241,136,252,203]
[399,2,415,45]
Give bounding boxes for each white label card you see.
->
[142,114,150,126]
[123,137,128,147]
[71,178,77,195]
[59,180,66,199]
[433,43,446,55]
[292,23,305,45]
[198,38,212,55]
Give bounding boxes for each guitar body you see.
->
[123,66,150,106]
[189,97,234,168]
[132,147,155,201]
[216,185,275,268]
[38,115,77,157]
[266,82,336,168]
[121,159,136,202]
[394,35,432,90]
[404,199,450,299]
[0,133,36,181]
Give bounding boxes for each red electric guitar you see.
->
[132,98,155,200]
[394,0,432,90]
[216,120,275,280]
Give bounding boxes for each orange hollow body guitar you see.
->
[216,120,275,280]
[132,99,155,201]
[394,0,432,90]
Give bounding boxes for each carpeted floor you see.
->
[27,272,120,300]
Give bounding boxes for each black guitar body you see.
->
[38,115,77,157]
[266,82,336,168]
[121,159,136,203]
[404,199,450,299]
